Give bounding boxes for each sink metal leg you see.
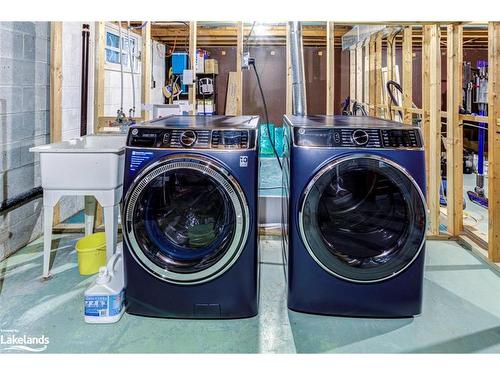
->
[43,204,54,279]
[84,196,97,236]
[103,204,118,260]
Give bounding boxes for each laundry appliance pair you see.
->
[121,114,427,319]
[281,115,428,318]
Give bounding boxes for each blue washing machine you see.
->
[122,115,260,319]
[282,115,427,317]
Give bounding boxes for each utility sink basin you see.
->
[30,134,127,191]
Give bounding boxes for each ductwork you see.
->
[288,21,307,116]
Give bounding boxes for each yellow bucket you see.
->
[75,232,107,275]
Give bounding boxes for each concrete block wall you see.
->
[0,22,51,260]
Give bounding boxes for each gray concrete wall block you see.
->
[0,57,22,86]
[0,163,36,200]
[35,61,49,86]
[34,110,50,137]
[35,36,50,63]
[34,85,49,111]
[23,34,36,60]
[0,140,22,173]
[22,86,35,112]
[0,113,26,144]
[0,29,24,60]
[0,86,23,115]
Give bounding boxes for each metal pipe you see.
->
[127,22,136,118]
[118,22,124,113]
[80,24,90,136]
[288,21,307,115]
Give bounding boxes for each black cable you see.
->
[386,80,404,120]
[250,59,283,170]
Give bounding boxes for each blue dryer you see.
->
[282,115,427,317]
[122,115,260,319]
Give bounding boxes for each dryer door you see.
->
[299,155,427,283]
[123,154,249,285]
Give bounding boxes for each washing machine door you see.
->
[123,154,249,285]
[299,155,427,283]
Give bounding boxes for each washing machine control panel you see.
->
[293,127,422,149]
[127,128,256,149]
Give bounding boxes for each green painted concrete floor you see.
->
[0,235,499,353]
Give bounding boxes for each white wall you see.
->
[58,22,97,221]
[151,40,165,106]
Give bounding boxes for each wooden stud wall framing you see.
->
[446,24,464,237]
[141,22,152,121]
[326,22,335,115]
[349,48,356,111]
[402,27,413,125]
[50,22,63,225]
[427,24,442,236]
[375,33,383,118]
[363,40,370,113]
[356,44,363,103]
[487,22,500,262]
[93,22,105,134]
[422,25,431,206]
[188,21,197,114]
[368,36,376,116]
[236,22,244,116]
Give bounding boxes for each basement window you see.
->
[105,27,140,71]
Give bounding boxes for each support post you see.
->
[386,30,396,119]
[375,33,383,118]
[141,21,152,121]
[236,21,244,116]
[446,24,464,237]
[427,24,442,235]
[422,25,431,203]
[326,22,335,115]
[286,22,293,115]
[188,21,197,114]
[402,26,413,125]
[50,22,62,225]
[349,48,356,111]
[356,43,363,104]
[369,35,376,116]
[488,22,500,261]
[363,40,370,112]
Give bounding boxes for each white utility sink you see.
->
[30,134,127,190]
[30,134,127,278]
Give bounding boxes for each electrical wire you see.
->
[244,22,256,51]
[250,59,282,170]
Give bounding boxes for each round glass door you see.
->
[299,155,427,283]
[123,155,249,284]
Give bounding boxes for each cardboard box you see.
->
[204,59,219,75]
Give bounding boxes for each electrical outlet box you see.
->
[182,69,194,85]
[242,52,250,70]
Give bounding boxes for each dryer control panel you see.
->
[127,127,256,150]
[293,127,422,149]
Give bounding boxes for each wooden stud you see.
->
[349,48,356,112]
[427,24,442,235]
[356,43,363,104]
[487,22,500,261]
[286,23,292,116]
[446,24,464,237]
[402,27,413,124]
[386,30,396,119]
[422,25,431,205]
[188,21,197,114]
[326,22,335,115]
[50,22,62,225]
[369,35,376,116]
[375,33,383,118]
[236,21,244,116]
[363,40,370,112]
[141,21,152,121]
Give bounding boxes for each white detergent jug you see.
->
[84,244,125,323]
